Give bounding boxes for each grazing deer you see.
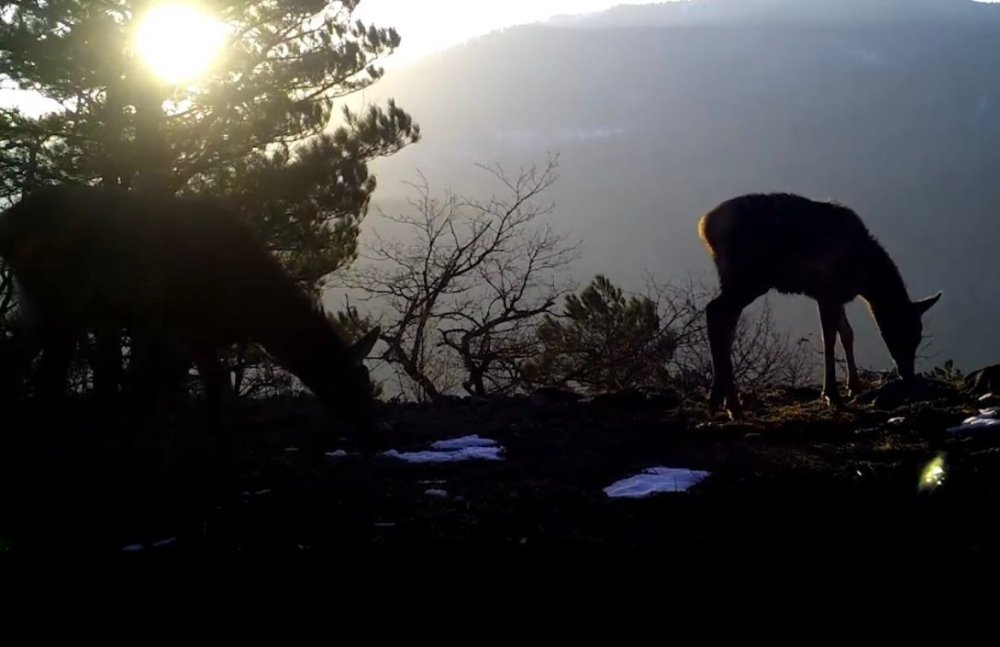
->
[697,192,940,418]
[0,184,380,433]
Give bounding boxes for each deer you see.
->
[0,183,381,436]
[697,192,941,419]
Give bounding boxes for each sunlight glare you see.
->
[919,454,947,492]
[134,4,227,83]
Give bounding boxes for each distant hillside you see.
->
[347,0,1000,373]
[547,0,992,27]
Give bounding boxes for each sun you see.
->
[134,4,228,84]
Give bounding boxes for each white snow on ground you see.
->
[382,435,504,463]
[604,467,711,498]
[383,446,502,463]
[430,435,497,450]
[120,537,177,552]
[948,407,1000,434]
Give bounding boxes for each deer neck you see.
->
[246,278,332,366]
[858,244,911,319]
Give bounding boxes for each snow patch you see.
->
[605,467,710,498]
[430,435,497,451]
[120,537,178,552]
[383,435,504,463]
[948,408,1000,434]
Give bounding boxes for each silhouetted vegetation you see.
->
[2,0,999,561]
[0,0,418,394]
[338,156,580,400]
[362,0,1000,372]
[523,271,816,398]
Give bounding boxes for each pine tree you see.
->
[0,0,418,392]
[523,275,678,394]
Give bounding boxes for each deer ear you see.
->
[349,326,380,364]
[912,291,942,316]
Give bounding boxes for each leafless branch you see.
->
[335,154,579,400]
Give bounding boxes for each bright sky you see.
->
[4,0,998,114]
[354,0,1000,66]
[1,1,658,116]
[353,1,664,66]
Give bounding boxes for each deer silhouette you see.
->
[698,192,940,418]
[0,184,380,433]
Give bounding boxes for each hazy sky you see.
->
[354,1,663,65]
[4,0,997,113]
[2,1,657,114]
[354,1,1000,66]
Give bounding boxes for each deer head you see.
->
[878,291,942,380]
[294,325,382,434]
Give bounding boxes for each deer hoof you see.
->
[725,396,745,420]
[708,391,725,415]
[822,392,844,409]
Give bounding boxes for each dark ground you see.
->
[2,380,999,562]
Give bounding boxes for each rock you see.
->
[642,388,681,409]
[529,387,583,407]
[776,386,823,403]
[590,389,648,412]
[589,388,680,413]
[853,377,962,409]
[964,365,1000,397]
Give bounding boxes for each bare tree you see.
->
[338,154,580,400]
[0,263,16,332]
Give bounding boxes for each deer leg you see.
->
[190,345,240,496]
[706,296,735,415]
[837,307,864,397]
[191,346,232,417]
[0,317,43,401]
[156,339,195,400]
[126,332,191,412]
[707,286,763,418]
[191,346,234,465]
[92,325,123,404]
[819,300,845,408]
[34,325,77,405]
